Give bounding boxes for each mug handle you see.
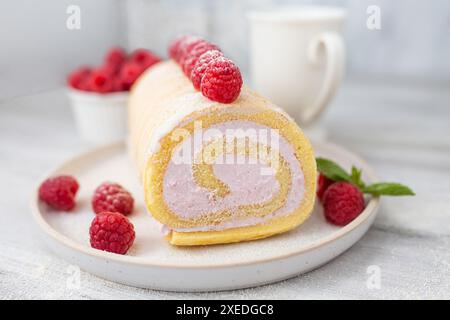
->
[301,32,345,125]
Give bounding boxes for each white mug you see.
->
[248,6,346,126]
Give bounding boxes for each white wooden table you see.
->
[1,80,449,299]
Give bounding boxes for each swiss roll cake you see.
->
[128,60,316,246]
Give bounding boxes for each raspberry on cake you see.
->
[92,182,134,215]
[190,49,224,90]
[168,35,190,61]
[168,35,243,103]
[39,175,79,211]
[176,36,203,65]
[89,212,135,255]
[200,57,243,104]
[182,41,220,76]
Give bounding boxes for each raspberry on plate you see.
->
[67,66,92,90]
[200,57,243,103]
[322,182,365,226]
[182,41,220,76]
[317,173,334,202]
[190,49,224,90]
[92,182,134,215]
[89,212,135,255]
[39,175,79,211]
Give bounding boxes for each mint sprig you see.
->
[350,165,365,189]
[363,183,415,196]
[316,157,352,182]
[316,157,415,197]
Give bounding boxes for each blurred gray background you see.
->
[1,0,449,100]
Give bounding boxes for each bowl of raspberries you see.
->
[67,47,161,144]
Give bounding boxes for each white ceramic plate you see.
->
[31,141,379,292]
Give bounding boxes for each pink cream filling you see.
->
[162,121,305,232]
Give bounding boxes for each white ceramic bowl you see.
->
[67,89,129,144]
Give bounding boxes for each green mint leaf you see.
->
[350,166,365,189]
[363,183,415,196]
[316,157,352,183]
[317,158,415,197]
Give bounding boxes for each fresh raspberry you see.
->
[97,63,118,77]
[182,41,220,76]
[168,35,190,61]
[39,175,79,211]
[142,54,162,69]
[176,36,203,64]
[67,66,92,90]
[89,212,135,255]
[104,47,127,71]
[92,182,134,215]
[190,49,224,90]
[112,77,129,92]
[119,61,144,89]
[200,57,243,103]
[88,67,115,93]
[317,173,334,202]
[322,182,365,226]
[130,48,161,69]
[130,48,149,64]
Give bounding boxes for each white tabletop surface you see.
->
[1,79,449,299]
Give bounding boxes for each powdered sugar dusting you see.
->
[147,92,216,155]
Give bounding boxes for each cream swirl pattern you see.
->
[163,121,305,232]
